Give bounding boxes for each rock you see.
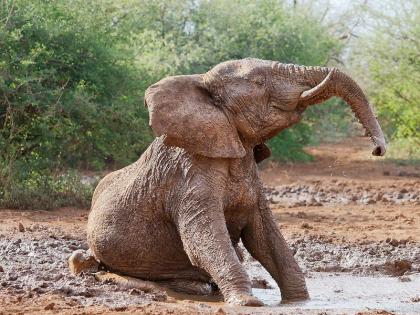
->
[383,170,390,176]
[215,308,227,315]
[0,265,3,272]
[365,198,375,205]
[44,303,55,310]
[18,222,25,232]
[296,211,307,218]
[384,259,412,276]
[129,288,143,295]
[251,278,273,289]
[397,170,408,177]
[386,238,399,247]
[398,276,411,282]
[301,222,313,229]
[112,306,128,312]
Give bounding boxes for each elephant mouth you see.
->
[270,101,297,112]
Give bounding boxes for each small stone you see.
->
[216,308,227,315]
[384,259,412,276]
[386,238,399,247]
[383,170,390,176]
[18,222,25,232]
[251,278,273,289]
[0,266,3,272]
[296,211,307,218]
[129,288,142,295]
[44,303,55,310]
[398,276,411,282]
[365,198,375,205]
[301,222,313,229]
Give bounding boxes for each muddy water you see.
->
[1,217,420,314]
[252,272,420,313]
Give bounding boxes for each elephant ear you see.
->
[145,74,246,158]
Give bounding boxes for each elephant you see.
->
[83,58,386,306]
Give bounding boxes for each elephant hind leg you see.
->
[95,271,214,296]
[94,271,164,293]
[69,250,214,296]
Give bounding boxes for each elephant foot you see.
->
[281,290,310,303]
[159,279,213,295]
[68,249,99,275]
[226,293,264,307]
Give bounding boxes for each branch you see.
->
[3,0,15,28]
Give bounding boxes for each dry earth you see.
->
[1,137,419,315]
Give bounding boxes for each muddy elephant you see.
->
[84,58,386,306]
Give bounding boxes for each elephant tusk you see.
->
[299,69,335,100]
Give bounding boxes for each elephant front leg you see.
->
[241,197,309,302]
[175,194,263,306]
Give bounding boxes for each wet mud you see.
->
[1,138,419,314]
[265,179,420,207]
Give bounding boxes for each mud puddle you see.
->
[251,272,420,313]
[2,223,419,314]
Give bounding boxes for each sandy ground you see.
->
[0,137,419,315]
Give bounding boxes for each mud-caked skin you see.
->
[86,58,386,306]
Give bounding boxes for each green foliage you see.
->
[0,0,152,171]
[111,0,343,161]
[268,125,314,162]
[352,0,420,160]
[0,0,152,206]
[0,0,346,209]
[0,170,96,210]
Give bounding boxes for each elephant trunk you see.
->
[330,70,386,156]
[276,63,386,156]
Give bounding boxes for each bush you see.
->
[0,171,96,210]
[0,0,347,209]
[351,0,420,161]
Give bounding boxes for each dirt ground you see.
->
[1,137,419,315]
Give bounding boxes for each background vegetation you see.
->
[351,0,420,161]
[1,0,418,209]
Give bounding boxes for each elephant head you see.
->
[145,58,386,160]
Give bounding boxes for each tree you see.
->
[351,0,420,158]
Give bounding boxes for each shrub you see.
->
[0,171,96,210]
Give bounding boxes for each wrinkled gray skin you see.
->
[87,58,386,306]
